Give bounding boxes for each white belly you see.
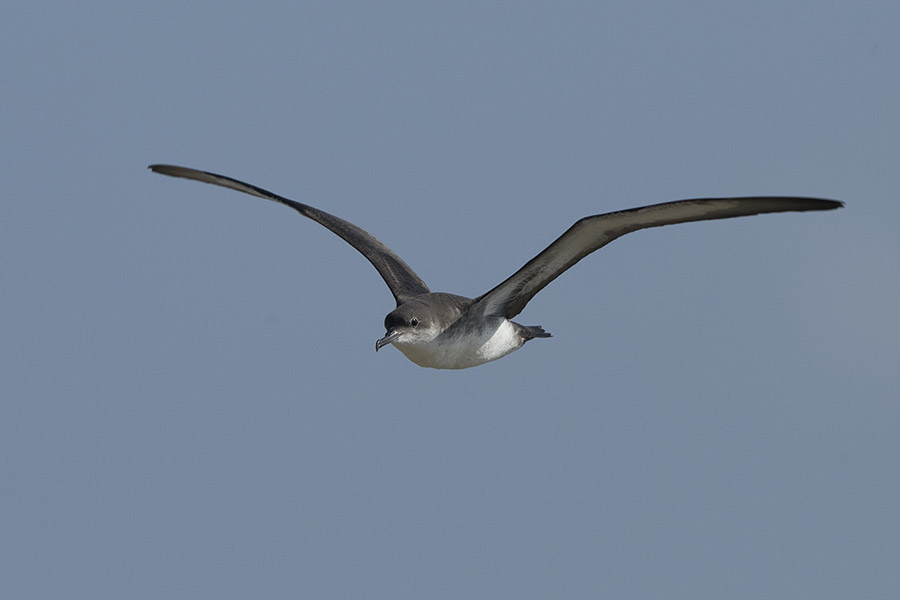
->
[395,319,523,370]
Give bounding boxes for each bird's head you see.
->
[375,303,442,352]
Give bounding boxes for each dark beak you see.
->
[375,330,401,352]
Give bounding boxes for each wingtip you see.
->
[148,164,178,176]
[789,197,844,211]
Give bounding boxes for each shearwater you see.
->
[150,164,842,369]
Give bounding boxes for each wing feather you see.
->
[473,197,843,319]
[149,165,430,305]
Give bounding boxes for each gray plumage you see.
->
[150,164,842,369]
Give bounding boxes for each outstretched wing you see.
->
[149,164,430,305]
[472,197,843,319]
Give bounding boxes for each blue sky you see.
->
[2,2,898,598]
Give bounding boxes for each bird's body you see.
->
[377,292,547,369]
[150,164,842,369]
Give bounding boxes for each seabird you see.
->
[150,164,842,369]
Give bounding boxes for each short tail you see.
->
[519,324,552,340]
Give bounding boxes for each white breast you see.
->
[395,319,524,370]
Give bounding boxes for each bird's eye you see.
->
[410,318,419,327]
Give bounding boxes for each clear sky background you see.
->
[2,2,898,598]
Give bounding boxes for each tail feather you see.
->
[518,324,552,341]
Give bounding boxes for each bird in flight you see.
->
[150,164,842,369]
